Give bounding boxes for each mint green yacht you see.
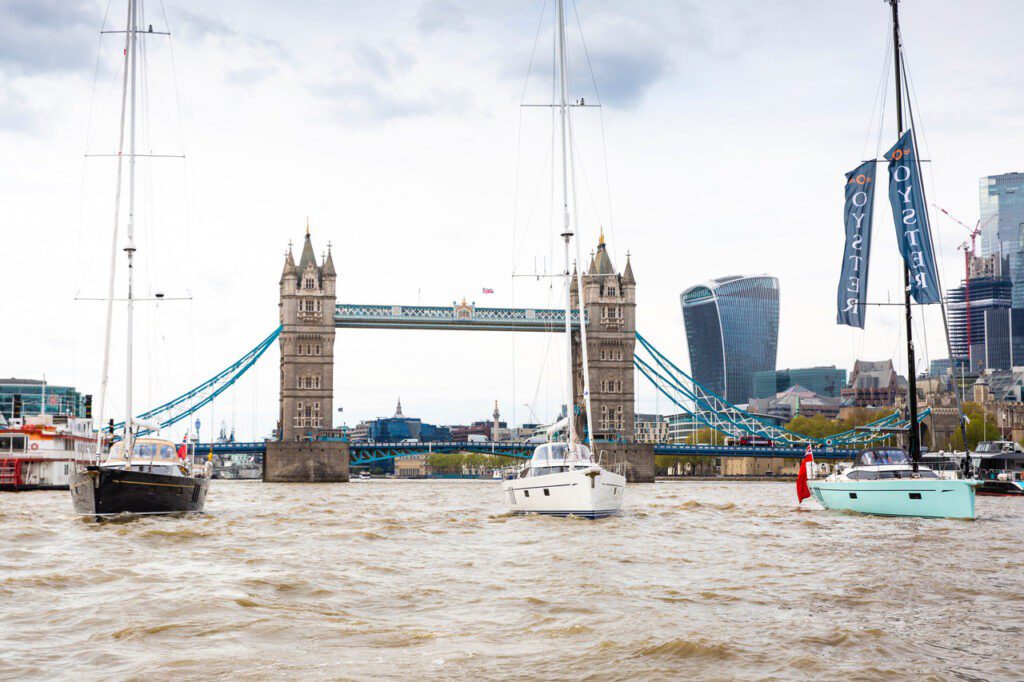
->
[809,448,978,520]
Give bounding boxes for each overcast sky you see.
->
[2,0,1022,439]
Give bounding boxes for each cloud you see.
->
[0,80,38,132]
[173,8,288,60]
[350,42,415,81]
[315,79,473,124]
[0,0,100,76]
[415,0,471,35]
[225,65,277,86]
[311,40,467,124]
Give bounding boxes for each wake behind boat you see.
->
[70,437,210,515]
[503,443,624,519]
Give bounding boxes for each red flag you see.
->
[482,287,494,294]
[796,444,814,503]
[177,436,187,460]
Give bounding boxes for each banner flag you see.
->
[837,160,877,328]
[885,129,941,304]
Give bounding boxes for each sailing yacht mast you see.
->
[95,0,135,457]
[555,0,577,447]
[555,0,596,449]
[125,0,139,453]
[889,0,921,471]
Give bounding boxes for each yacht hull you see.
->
[503,468,625,519]
[976,480,1024,496]
[70,466,209,516]
[809,479,977,519]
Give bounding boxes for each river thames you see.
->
[1,480,1021,680]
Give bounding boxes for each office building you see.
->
[0,378,91,422]
[680,275,779,405]
[751,366,847,400]
[841,360,907,407]
[980,172,1024,259]
[634,413,669,443]
[946,256,1012,370]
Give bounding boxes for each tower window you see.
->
[305,277,315,289]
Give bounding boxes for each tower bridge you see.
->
[267,228,646,483]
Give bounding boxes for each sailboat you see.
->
[70,0,210,516]
[501,0,626,519]
[808,0,978,519]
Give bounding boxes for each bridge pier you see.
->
[596,442,655,483]
[264,440,350,482]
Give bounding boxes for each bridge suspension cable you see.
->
[633,332,928,448]
[115,326,281,436]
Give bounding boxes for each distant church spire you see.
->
[395,397,403,418]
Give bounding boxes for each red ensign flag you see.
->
[796,444,814,503]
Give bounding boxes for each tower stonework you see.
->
[265,229,348,482]
[278,231,336,442]
[571,235,653,482]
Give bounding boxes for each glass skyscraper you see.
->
[680,275,780,405]
[980,172,1024,259]
[946,273,1012,370]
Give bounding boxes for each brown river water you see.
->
[1,480,1022,680]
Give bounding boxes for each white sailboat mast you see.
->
[95,0,135,458]
[556,0,577,447]
[125,0,139,451]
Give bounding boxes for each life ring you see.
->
[30,443,39,450]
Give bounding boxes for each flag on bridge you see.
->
[482,287,494,294]
[796,444,814,504]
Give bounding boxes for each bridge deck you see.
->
[334,303,582,332]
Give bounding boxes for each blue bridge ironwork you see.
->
[334,303,582,332]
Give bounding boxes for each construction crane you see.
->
[932,204,996,367]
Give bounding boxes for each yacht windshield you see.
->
[529,443,593,466]
[857,449,910,466]
[975,441,1019,454]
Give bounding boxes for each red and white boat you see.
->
[0,415,96,491]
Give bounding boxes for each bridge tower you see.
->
[571,233,652,480]
[278,228,337,441]
[265,227,348,482]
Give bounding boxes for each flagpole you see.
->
[890,0,920,472]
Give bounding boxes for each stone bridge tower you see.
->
[265,227,348,482]
[570,233,652,481]
[278,228,337,441]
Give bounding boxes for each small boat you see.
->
[357,471,371,480]
[503,443,624,519]
[0,414,95,491]
[70,437,210,515]
[808,448,978,519]
[973,441,1024,496]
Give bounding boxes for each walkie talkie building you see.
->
[680,275,780,406]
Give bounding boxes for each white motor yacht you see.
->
[503,443,624,519]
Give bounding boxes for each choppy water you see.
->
[1,481,1022,680]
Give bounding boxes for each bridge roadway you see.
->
[199,440,853,465]
[334,303,582,332]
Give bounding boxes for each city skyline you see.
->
[2,1,1023,437]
